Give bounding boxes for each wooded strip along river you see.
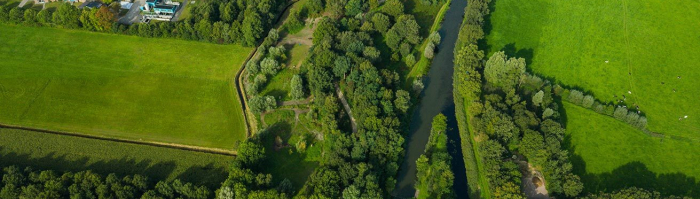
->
[393,0,469,198]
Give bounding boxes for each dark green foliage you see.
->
[0,165,210,199]
[484,51,526,91]
[371,13,391,32]
[345,0,364,16]
[415,114,454,199]
[249,95,277,114]
[580,187,687,199]
[217,140,287,199]
[290,75,305,100]
[381,0,404,18]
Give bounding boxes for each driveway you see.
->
[17,0,30,7]
[170,0,188,21]
[118,0,144,24]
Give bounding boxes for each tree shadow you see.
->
[0,146,228,189]
[258,122,318,195]
[566,147,699,197]
[501,43,534,66]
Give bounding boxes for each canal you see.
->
[393,0,469,198]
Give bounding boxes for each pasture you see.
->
[0,25,252,149]
[563,103,700,197]
[0,128,232,188]
[485,0,700,139]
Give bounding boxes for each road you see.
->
[170,0,188,21]
[17,0,30,7]
[119,0,144,24]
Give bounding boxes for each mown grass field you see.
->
[0,25,252,149]
[0,128,232,188]
[485,0,700,139]
[563,103,700,197]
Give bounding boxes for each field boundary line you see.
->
[17,79,51,121]
[0,123,237,156]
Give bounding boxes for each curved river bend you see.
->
[393,0,469,198]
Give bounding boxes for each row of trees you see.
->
[415,114,454,198]
[0,0,284,46]
[561,88,648,130]
[215,140,290,198]
[0,165,210,198]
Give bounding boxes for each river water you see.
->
[393,0,469,198]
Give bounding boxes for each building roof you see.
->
[154,4,176,10]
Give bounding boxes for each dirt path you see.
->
[516,160,549,199]
[279,96,313,106]
[260,108,310,128]
[335,84,357,133]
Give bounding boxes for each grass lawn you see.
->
[0,25,252,150]
[485,0,700,139]
[563,102,700,197]
[260,68,298,101]
[259,110,320,195]
[0,128,232,189]
[285,43,310,68]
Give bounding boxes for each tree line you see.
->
[0,0,285,46]
[0,165,211,198]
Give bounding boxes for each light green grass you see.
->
[563,102,700,197]
[0,128,232,188]
[485,0,700,139]
[0,25,253,149]
[260,68,298,101]
[285,44,310,68]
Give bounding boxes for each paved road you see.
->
[118,0,143,24]
[170,0,188,21]
[17,0,30,7]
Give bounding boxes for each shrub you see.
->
[260,57,280,75]
[553,85,564,96]
[413,78,425,94]
[637,116,648,129]
[624,111,638,124]
[289,75,305,100]
[428,31,441,45]
[604,105,615,116]
[613,106,628,120]
[582,95,595,108]
[593,103,605,114]
[568,90,584,105]
[532,90,544,106]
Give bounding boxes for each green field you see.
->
[0,25,252,149]
[0,128,231,188]
[563,103,700,197]
[486,0,700,139]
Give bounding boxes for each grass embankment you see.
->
[406,0,451,81]
[485,0,700,139]
[0,25,252,150]
[563,103,700,197]
[0,128,231,188]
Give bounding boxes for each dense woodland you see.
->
[0,0,285,45]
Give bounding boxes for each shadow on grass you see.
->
[0,146,228,189]
[568,154,699,198]
[258,122,319,194]
[501,43,534,66]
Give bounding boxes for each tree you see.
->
[333,56,351,78]
[290,75,305,100]
[405,54,416,67]
[249,95,277,114]
[542,108,554,119]
[563,174,583,197]
[312,18,338,44]
[305,0,324,17]
[36,9,52,25]
[428,31,441,45]
[394,90,410,114]
[613,106,628,120]
[9,7,23,24]
[424,42,436,59]
[568,90,584,105]
[242,8,263,46]
[52,3,80,28]
[532,90,544,106]
[484,51,526,90]
[345,0,364,16]
[260,57,280,75]
[94,7,115,32]
[381,0,404,18]
[582,95,595,108]
[22,9,37,25]
[236,141,266,168]
[371,13,390,32]
[493,182,526,199]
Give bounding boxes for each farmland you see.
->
[0,24,252,149]
[485,0,700,139]
[0,128,231,188]
[563,103,700,197]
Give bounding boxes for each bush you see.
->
[413,78,425,94]
[260,57,280,75]
[568,90,584,105]
[428,31,441,45]
[249,95,277,114]
[625,112,640,126]
[290,75,305,100]
[593,103,605,114]
[543,108,554,119]
[582,95,595,108]
[637,116,648,129]
[553,85,564,96]
[613,106,628,120]
[532,90,544,106]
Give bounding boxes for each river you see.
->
[393,0,469,198]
